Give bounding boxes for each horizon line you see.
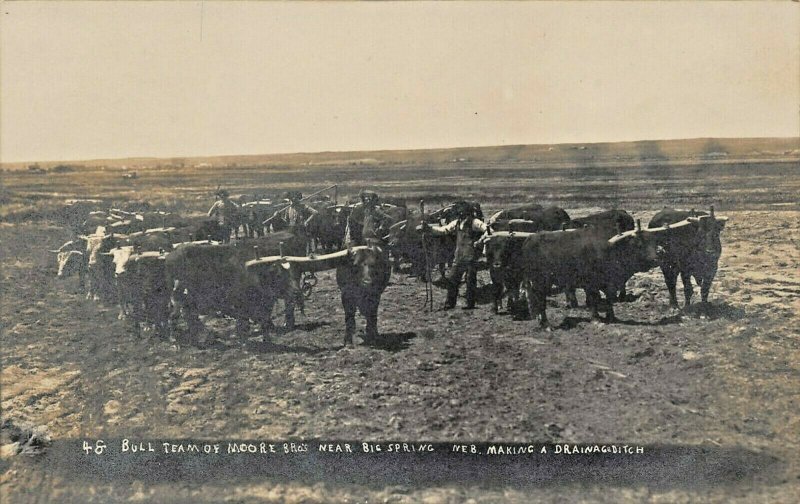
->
[2,135,799,167]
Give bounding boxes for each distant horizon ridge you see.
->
[3,136,798,168]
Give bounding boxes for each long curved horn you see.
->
[388,220,407,231]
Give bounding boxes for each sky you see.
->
[1,1,798,163]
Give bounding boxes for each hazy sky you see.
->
[2,1,798,162]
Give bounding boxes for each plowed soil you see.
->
[1,160,799,503]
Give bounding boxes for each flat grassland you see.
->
[1,154,799,503]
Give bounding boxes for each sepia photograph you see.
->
[1,1,799,502]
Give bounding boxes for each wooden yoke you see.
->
[246,245,376,273]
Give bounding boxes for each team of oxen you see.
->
[51,197,728,346]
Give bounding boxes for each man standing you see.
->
[207,189,240,243]
[355,191,393,246]
[269,191,318,252]
[421,201,487,310]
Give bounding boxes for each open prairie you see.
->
[1,156,799,503]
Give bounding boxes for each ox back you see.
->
[569,209,635,237]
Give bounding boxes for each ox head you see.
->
[609,219,662,269]
[477,233,507,270]
[348,246,389,288]
[101,246,136,275]
[688,207,727,256]
[54,250,84,278]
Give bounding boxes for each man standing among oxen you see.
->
[269,191,318,251]
[421,200,488,310]
[207,189,240,243]
[346,190,394,246]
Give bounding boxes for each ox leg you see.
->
[177,305,203,343]
[362,297,380,344]
[151,297,169,339]
[699,275,712,305]
[680,271,694,307]
[565,288,579,309]
[537,290,548,328]
[587,290,602,321]
[602,287,617,322]
[489,269,502,314]
[617,283,628,302]
[661,265,680,308]
[283,295,295,332]
[524,283,547,328]
[341,292,357,346]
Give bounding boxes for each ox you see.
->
[565,209,636,303]
[165,232,305,341]
[105,247,170,337]
[50,240,87,287]
[648,208,727,309]
[82,229,123,302]
[520,223,661,327]
[336,246,392,346]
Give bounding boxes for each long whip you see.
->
[420,199,434,312]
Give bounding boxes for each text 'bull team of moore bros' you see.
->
[52,186,727,346]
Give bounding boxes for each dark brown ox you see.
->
[565,209,636,303]
[648,208,727,309]
[336,246,392,346]
[521,224,661,327]
[106,247,170,337]
[165,232,305,341]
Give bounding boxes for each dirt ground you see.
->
[1,160,799,503]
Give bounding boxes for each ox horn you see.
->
[636,219,642,233]
[48,249,60,253]
[253,245,259,259]
[709,205,715,218]
[279,241,284,258]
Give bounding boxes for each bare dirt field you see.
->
[1,159,799,503]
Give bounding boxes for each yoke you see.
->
[245,245,378,273]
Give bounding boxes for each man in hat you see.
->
[207,189,240,243]
[421,200,488,310]
[273,191,318,242]
[348,190,393,246]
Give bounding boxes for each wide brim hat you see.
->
[360,190,379,203]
